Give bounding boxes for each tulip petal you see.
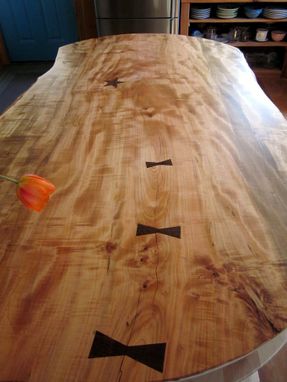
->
[16,174,55,212]
[20,174,55,194]
[17,187,49,211]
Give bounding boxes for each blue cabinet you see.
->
[0,0,78,61]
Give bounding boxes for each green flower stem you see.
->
[0,174,19,184]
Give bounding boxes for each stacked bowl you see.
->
[271,30,286,41]
[263,7,287,19]
[216,5,239,19]
[244,6,263,18]
[190,6,211,19]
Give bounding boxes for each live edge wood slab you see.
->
[0,34,286,382]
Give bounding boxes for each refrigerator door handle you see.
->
[171,0,179,19]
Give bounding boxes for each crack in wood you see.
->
[233,286,281,334]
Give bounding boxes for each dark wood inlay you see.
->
[104,78,124,88]
[136,224,181,239]
[146,159,173,168]
[89,331,166,372]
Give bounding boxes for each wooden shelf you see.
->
[252,67,282,74]
[180,0,287,76]
[229,41,287,47]
[183,0,287,2]
[182,0,252,3]
[189,18,287,24]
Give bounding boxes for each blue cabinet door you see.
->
[0,0,78,61]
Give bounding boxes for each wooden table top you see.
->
[0,34,287,382]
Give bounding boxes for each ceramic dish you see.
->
[271,30,286,41]
[244,7,263,18]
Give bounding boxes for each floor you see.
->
[0,63,286,380]
[243,371,260,382]
[258,343,287,382]
[0,62,53,115]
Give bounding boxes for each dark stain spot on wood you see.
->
[206,264,221,278]
[143,281,149,289]
[140,255,149,263]
[105,242,117,253]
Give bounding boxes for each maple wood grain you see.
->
[0,35,286,382]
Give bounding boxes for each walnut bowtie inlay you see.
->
[136,224,181,239]
[146,159,173,168]
[89,331,166,372]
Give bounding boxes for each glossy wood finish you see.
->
[0,35,287,382]
[173,329,287,381]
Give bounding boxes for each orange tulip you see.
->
[0,174,55,212]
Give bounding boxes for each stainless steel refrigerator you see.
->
[94,0,179,37]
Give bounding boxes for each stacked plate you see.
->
[216,5,239,19]
[263,7,287,19]
[190,6,211,19]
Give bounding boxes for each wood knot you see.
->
[205,264,221,278]
[143,107,155,117]
[140,255,149,263]
[105,242,117,254]
[142,281,149,289]
[189,292,200,300]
